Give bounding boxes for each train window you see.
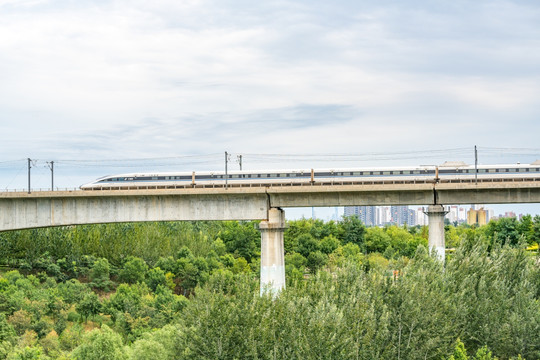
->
[359,172,363,176]
[495,169,499,173]
[389,171,393,175]
[400,171,404,175]
[515,168,520,172]
[383,171,390,175]
[525,168,529,172]
[350,172,354,176]
[370,172,374,175]
[379,171,383,175]
[276,174,280,177]
[505,169,509,172]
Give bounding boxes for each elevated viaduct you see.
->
[2,180,540,294]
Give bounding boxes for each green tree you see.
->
[103,283,150,323]
[285,252,307,271]
[340,215,366,248]
[364,227,391,253]
[231,257,251,274]
[284,219,312,253]
[473,345,494,360]
[532,215,540,244]
[6,345,49,360]
[0,314,16,345]
[119,257,148,284]
[319,235,341,254]
[76,292,102,322]
[145,267,167,292]
[517,215,534,244]
[90,258,113,291]
[448,339,469,360]
[71,325,127,360]
[7,310,32,336]
[295,234,319,258]
[130,339,167,360]
[219,221,259,262]
[307,251,327,274]
[485,217,521,247]
[176,257,209,293]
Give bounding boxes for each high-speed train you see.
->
[80,161,540,190]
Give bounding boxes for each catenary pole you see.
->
[225,151,228,189]
[474,145,478,185]
[47,161,54,191]
[27,158,31,194]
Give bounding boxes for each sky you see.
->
[1,0,540,218]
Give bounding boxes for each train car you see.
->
[79,161,540,190]
[79,165,437,190]
[437,161,540,183]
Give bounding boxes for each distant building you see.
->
[390,206,410,226]
[416,207,427,226]
[458,207,467,224]
[344,206,377,226]
[467,207,488,226]
[344,206,358,218]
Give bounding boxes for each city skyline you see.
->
[308,205,531,225]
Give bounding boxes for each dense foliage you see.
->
[0,215,538,359]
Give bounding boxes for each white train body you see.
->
[80,162,540,190]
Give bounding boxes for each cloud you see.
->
[29,104,358,158]
[0,0,539,166]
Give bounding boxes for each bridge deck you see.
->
[1,180,540,231]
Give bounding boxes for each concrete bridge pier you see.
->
[424,205,449,262]
[259,208,287,296]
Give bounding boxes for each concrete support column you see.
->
[424,205,449,261]
[259,208,287,296]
